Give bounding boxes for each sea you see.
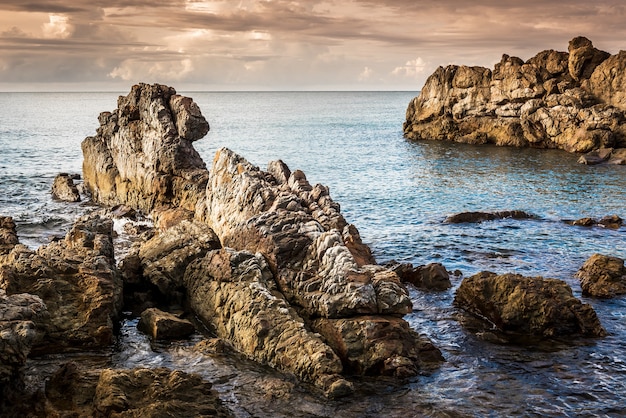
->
[1,91,625,417]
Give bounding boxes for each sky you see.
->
[0,0,625,91]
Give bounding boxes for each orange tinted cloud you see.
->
[0,0,625,90]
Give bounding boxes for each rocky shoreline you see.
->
[2,83,624,416]
[403,37,626,164]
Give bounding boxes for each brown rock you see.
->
[0,216,19,255]
[51,173,81,202]
[568,36,610,81]
[444,210,537,224]
[388,261,451,290]
[576,254,626,298]
[454,271,606,338]
[0,214,122,353]
[81,83,209,214]
[184,248,352,397]
[93,368,232,417]
[404,37,626,155]
[311,316,443,377]
[0,290,47,383]
[138,308,195,340]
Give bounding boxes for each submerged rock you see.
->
[444,210,538,224]
[454,271,606,339]
[51,173,81,202]
[404,37,626,155]
[565,214,623,229]
[576,254,626,298]
[0,214,122,353]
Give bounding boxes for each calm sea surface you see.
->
[1,91,625,417]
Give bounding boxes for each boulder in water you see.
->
[51,173,81,202]
[576,254,626,298]
[454,271,606,339]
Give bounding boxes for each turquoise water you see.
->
[2,91,625,416]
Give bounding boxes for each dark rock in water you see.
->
[576,254,626,298]
[565,214,623,229]
[51,173,81,202]
[138,307,195,340]
[444,210,538,224]
[0,290,47,384]
[82,83,209,214]
[404,37,626,155]
[454,271,606,339]
[0,214,122,353]
[387,261,452,290]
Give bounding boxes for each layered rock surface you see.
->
[82,83,440,393]
[404,37,626,155]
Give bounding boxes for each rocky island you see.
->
[403,37,626,164]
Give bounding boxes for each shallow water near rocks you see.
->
[2,91,626,416]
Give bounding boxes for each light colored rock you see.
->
[454,271,606,338]
[404,37,626,155]
[184,248,352,396]
[205,148,409,318]
[51,173,81,202]
[82,83,209,214]
[576,254,626,298]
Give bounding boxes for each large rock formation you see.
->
[0,214,122,353]
[404,37,626,155]
[454,271,606,339]
[575,254,626,298]
[82,83,441,394]
[82,83,209,214]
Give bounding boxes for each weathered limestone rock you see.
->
[184,248,353,397]
[0,214,122,352]
[82,83,209,214]
[205,148,410,318]
[0,290,47,383]
[387,261,452,290]
[51,173,81,202]
[138,307,195,339]
[444,210,538,224]
[404,37,626,155]
[454,271,606,338]
[576,254,626,298]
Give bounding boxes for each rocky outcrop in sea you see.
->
[403,37,626,161]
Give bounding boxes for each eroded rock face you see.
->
[205,148,409,318]
[82,83,209,214]
[404,37,626,154]
[138,307,196,340]
[184,248,353,397]
[0,216,18,256]
[0,214,122,353]
[576,254,626,298]
[454,271,606,338]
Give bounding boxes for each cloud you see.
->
[392,57,426,79]
[42,14,73,39]
[358,66,373,81]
